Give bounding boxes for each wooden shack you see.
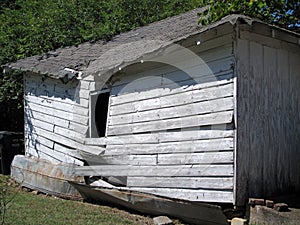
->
[7,8,300,207]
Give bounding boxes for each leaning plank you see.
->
[105,138,234,155]
[107,111,233,135]
[75,164,233,177]
[157,151,233,165]
[69,181,229,225]
[127,177,234,190]
[109,97,233,126]
[11,155,83,200]
[129,187,233,203]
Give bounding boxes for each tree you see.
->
[0,0,298,131]
[198,0,300,33]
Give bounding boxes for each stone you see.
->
[32,190,39,195]
[273,203,289,212]
[265,200,274,208]
[231,217,247,225]
[249,198,265,206]
[153,216,174,225]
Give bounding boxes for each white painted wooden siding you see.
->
[79,34,235,203]
[235,28,300,206]
[24,74,90,165]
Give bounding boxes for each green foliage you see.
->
[0,0,298,131]
[198,0,299,32]
[0,0,201,131]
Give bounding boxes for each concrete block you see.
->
[273,203,289,212]
[231,217,247,225]
[153,216,174,225]
[265,200,274,208]
[249,198,264,206]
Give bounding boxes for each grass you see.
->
[0,176,185,225]
[4,190,154,225]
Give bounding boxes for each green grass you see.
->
[0,174,156,225]
[0,175,185,225]
[4,190,155,225]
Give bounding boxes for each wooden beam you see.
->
[75,164,233,177]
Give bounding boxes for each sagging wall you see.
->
[24,73,93,166]
[235,24,300,206]
[85,33,237,203]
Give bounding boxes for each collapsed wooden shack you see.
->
[6,7,300,218]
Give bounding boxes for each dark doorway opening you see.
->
[94,92,110,137]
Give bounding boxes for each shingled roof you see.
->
[6,8,300,81]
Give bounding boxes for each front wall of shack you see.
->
[85,32,236,203]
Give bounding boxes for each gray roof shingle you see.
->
[6,8,300,80]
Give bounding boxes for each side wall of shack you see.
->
[23,73,103,165]
[235,22,300,206]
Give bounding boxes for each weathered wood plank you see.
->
[79,80,91,90]
[26,82,76,102]
[111,78,233,106]
[110,41,233,87]
[25,101,88,125]
[129,187,233,203]
[181,24,234,50]
[108,111,233,135]
[78,147,105,156]
[25,110,69,128]
[53,143,83,160]
[68,122,89,135]
[157,151,233,165]
[235,38,250,206]
[11,155,83,198]
[109,97,233,126]
[26,95,88,116]
[27,126,85,149]
[25,118,54,132]
[26,134,54,149]
[77,89,90,100]
[26,143,84,166]
[54,126,86,142]
[240,29,300,54]
[110,82,233,116]
[75,164,233,177]
[86,130,234,145]
[80,152,157,166]
[111,57,233,99]
[105,138,234,155]
[127,177,233,189]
